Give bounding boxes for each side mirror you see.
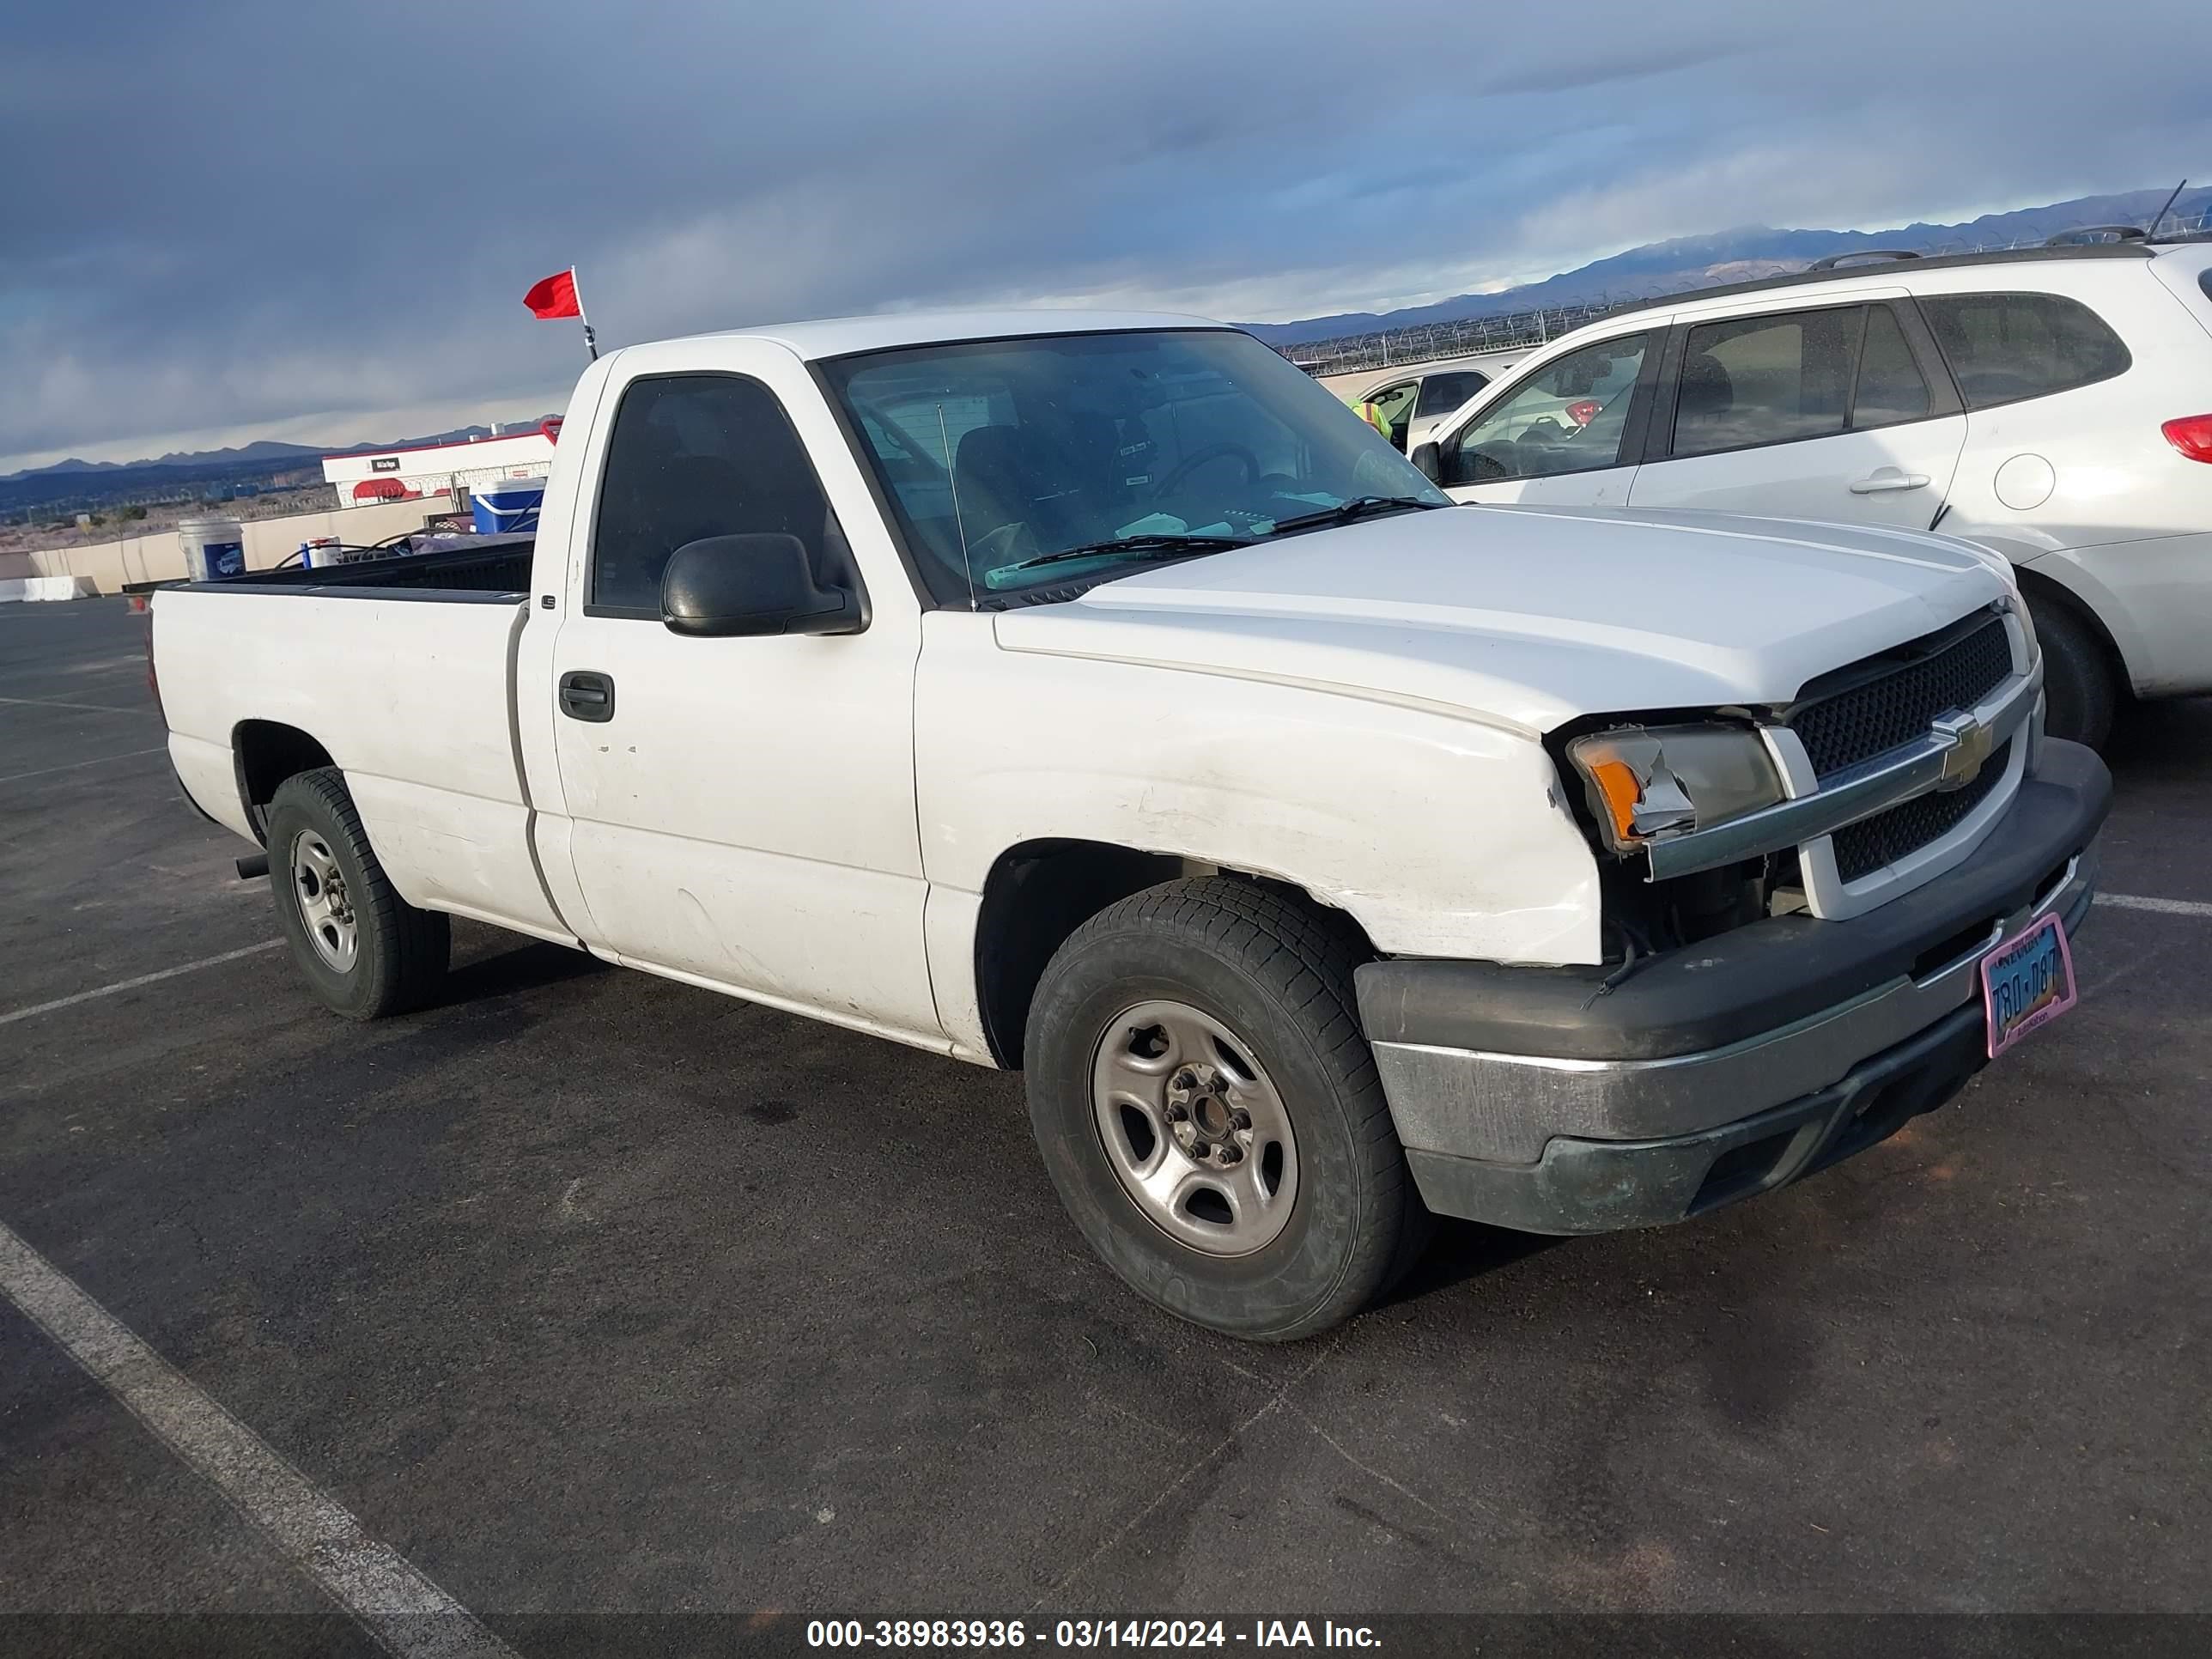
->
[660,534,863,638]
[1409,441,1443,484]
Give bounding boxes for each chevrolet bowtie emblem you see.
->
[1933,709,1995,789]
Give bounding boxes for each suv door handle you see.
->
[1849,470,1931,495]
[559,670,615,722]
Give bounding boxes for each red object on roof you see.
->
[524,270,581,319]
[352,478,419,501]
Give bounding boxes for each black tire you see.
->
[2029,595,2117,750]
[266,768,449,1020]
[1024,877,1431,1340]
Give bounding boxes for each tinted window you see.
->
[1672,307,1856,456]
[825,330,1443,605]
[1920,293,2130,410]
[591,375,843,614]
[1414,370,1488,418]
[1449,333,1651,484]
[1850,304,1932,428]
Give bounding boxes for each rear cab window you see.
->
[1918,292,2130,410]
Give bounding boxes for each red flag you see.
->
[523,270,581,319]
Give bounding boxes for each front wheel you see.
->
[267,768,449,1020]
[1024,878,1429,1340]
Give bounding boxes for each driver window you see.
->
[590,374,842,615]
[1448,333,1651,484]
[1358,380,1419,450]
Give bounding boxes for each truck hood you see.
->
[990,504,2011,734]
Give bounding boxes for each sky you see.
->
[3,0,2207,472]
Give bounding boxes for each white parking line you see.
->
[0,692,143,715]
[0,1220,516,1659]
[0,744,167,787]
[2095,892,2212,919]
[0,941,284,1029]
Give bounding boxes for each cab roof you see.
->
[688,309,1227,361]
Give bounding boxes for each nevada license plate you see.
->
[1979,912,2077,1060]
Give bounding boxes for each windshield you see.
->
[822,329,1448,604]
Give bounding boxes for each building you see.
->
[319,420,560,509]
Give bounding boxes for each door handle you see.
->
[559,670,615,722]
[1849,471,1931,495]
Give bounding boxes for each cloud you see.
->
[2,0,2204,468]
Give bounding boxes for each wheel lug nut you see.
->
[1231,1109,1250,1130]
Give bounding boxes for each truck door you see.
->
[1626,300,1966,531]
[545,357,939,1043]
[1435,329,1659,507]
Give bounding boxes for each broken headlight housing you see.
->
[1565,724,1784,856]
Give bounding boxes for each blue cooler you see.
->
[471,476,547,535]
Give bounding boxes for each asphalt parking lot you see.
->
[2,598,2207,1652]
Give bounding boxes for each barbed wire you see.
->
[1288,212,2212,380]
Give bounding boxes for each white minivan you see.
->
[1414,239,2212,744]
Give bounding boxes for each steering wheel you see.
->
[1155,443,1261,500]
[1464,441,1519,482]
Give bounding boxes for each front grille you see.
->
[1831,740,2012,883]
[1791,617,2013,779]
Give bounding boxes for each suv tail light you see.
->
[2160,414,2212,460]
[1565,399,1601,427]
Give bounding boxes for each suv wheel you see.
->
[2030,598,2118,750]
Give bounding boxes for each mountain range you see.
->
[3,425,550,485]
[1243,184,2211,346]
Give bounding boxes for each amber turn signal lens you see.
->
[1589,758,1644,844]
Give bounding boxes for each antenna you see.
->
[2148,178,2189,240]
[937,404,978,608]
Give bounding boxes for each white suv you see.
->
[1346,349,1522,453]
[1415,239,2212,744]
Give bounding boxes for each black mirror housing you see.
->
[660,534,863,638]
[1409,441,1443,485]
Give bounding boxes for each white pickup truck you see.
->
[154,311,2111,1339]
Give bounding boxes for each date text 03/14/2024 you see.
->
[805,1619,1382,1648]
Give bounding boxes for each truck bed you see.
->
[154,535,570,942]
[192,534,536,599]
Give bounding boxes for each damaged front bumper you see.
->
[1355,740,2112,1235]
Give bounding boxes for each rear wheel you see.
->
[2029,596,2117,750]
[267,768,448,1019]
[1024,878,1430,1340]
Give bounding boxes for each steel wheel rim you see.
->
[290,831,358,972]
[1090,999,1299,1257]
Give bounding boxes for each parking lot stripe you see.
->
[0,1218,519,1659]
[0,744,168,787]
[2095,892,2212,919]
[0,692,143,715]
[0,941,284,1029]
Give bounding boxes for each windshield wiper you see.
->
[998,533,1253,574]
[1265,495,1449,536]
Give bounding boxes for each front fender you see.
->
[916,624,1602,968]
